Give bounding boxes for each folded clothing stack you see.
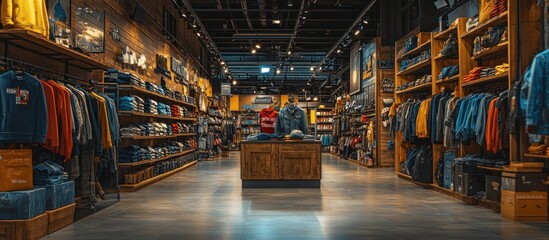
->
[158,102,171,116]
[33,161,67,186]
[463,67,486,82]
[119,95,144,112]
[479,67,496,78]
[438,65,459,80]
[146,81,159,93]
[145,99,158,114]
[105,69,145,88]
[120,122,194,137]
[454,154,508,168]
[397,74,432,91]
[174,91,182,100]
[400,50,431,72]
[171,105,184,117]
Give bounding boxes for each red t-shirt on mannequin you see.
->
[260,107,278,134]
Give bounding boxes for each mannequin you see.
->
[274,96,308,135]
[260,100,279,134]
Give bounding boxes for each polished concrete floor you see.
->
[45,152,549,240]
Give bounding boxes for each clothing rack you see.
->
[0,56,91,86]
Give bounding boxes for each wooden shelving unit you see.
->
[397,40,432,61]
[0,30,109,70]
[392,0,545,217]
[461,72,509,88]
[121,133,196,140]
[118,111,196,121]
[119,149,196,167]
[119,160,197,192]
[395,82,432,94]
[397,59,431,76]
[118,85,197,108]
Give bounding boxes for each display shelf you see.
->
[118,149,196,167]
[471,43,509,60]
[434,24,458,40]
[119,160,197,192]
[436,75,460,84]
[241,123,261,126]
[316,130,333,132]
[0,30,109,70]
[118,85,197,108]
[523,154,549,159]
[121,133,196,140]
[316,122,333,124]
[208,123,222,125]
[477,166,503,172]
[397,59,431,76]
[395,82,432,95]
[461,72,509,88]
[434,54,458,61]
[118,111,196,121]
[398,41,431,61]
[462,12,509,39]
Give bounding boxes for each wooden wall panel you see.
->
[376,40,395,167]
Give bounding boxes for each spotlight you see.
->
[224,68,228,73]
[255,43,261,49]
[288,50,292,55]
[251,48,257,54]
[290,64,294,71]
[310,66,314,71]
[276,68,281,74]
[232,80,237,85]
[272,19,281,24]
[354,29,360,35]
[221,61,225,65]
[313,96,318,101]
[196,32,201,37]
[319,66,322,71]
[336,49,342,54]
[363,16,369,25]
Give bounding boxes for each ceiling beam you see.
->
[193,8,363,12]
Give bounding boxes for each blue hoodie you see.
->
[0,71,48,143]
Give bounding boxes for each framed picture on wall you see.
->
[350,42,361,95]
[74,6,105,53]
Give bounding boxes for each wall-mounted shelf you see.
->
[119,149,196,167]
[436,75,460,84]
[118,111,196,121]
[118,85,197,108]
[461,72,509,88]
[0,30,109,71]
[395,82,432,95]
[471,43,509,61]
[119,160,197,192]
[462,12,509,39]
[397,59,431,76]
[121,133,196,140]
[398,41,432,61]
[434,25,458,40]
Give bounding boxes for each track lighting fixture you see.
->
[276,68,281,74]
[255,43,261,49]
[290,64,294,71]
[251,48,257,54]
[232,80,237,85]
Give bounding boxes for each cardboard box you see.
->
[0,213,48,240]
[47,203,75,234]
[501,172,546,192]
[501,190,547,221]
[0,150,33,192]
[0,188,46,220]
[36,181,75,210]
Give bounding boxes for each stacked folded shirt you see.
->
[33,161,67,185]
[145,99,158,114]
[174,91,182,100]
[495,63,509,74]
[120,122,195,137]
[479,67,496,78]
[490,0,507,18]
[463,67,485,82]
[158,103,171,116]
[146,81,159,93]
[397,74,432,91]
[400,50,431,72]
[119,95,145,112]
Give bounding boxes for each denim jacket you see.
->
[275,105,308,135]
[523,49,549,134]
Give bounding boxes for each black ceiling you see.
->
[186,0,379,94]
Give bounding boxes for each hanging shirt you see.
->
[40,80,59,151]
[1,0,50,37]
[91,92,113,149]
[47,80,73,160]
[0,71,48,143]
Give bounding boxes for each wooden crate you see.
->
[0,213,48,240]
[47,203,75,234]
[501,190,547,221]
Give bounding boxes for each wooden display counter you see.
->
[241,140,321,188]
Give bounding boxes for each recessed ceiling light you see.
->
[221,61,225,65]
[232,80,237,85]
[255,43,261,49]
[272,19,281,24]
[251,48,257,54]
[290,64,294,71]
[276,68,281,74]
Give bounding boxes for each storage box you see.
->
[501,190,547,221]
[454,172,485,196]
[454,163,478,174]
[485,175,502,202]
[0,188,46,220]
[0,213,48,240]
[36,181,75,210]
[501,172,546,192]
[0,150,33,192]
[47,203,75,234]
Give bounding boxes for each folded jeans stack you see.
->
[33,161,67,185]
[158,103,171,116]
[145,99,158,115]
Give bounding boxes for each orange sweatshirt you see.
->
[40,80,59,152]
